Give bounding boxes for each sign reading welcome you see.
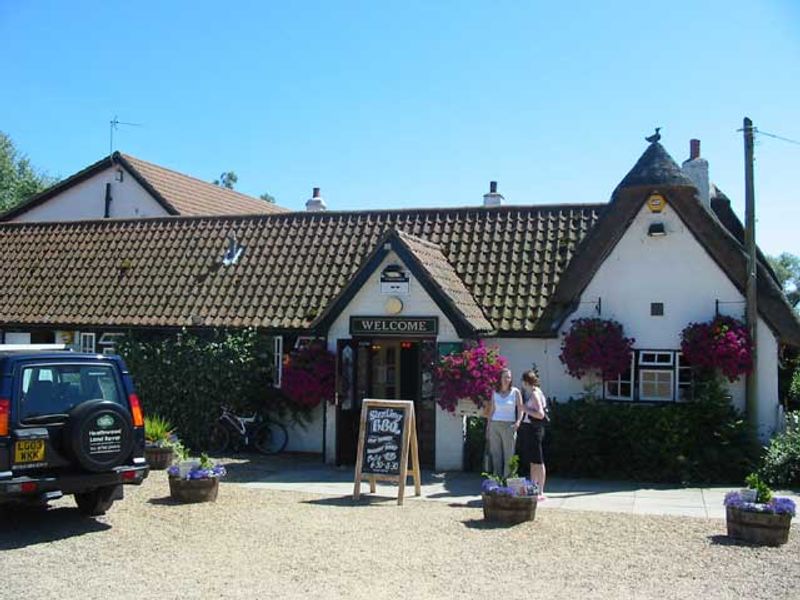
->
[350,316,438,336]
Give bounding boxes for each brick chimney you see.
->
[305,187,327,212]
[483,181,504,207]
[681,139,710,207]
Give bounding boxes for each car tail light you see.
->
[128,393,144,427]
[20,482,37,494]
[0,398,9,436]
[121,469,141,482]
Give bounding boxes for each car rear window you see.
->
[19,363,123,420]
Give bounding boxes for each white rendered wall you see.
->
[325,251,464,470]
[12,166,168,222]
[539,200,779,437]
[285,404,325,453]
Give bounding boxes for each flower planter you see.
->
[726,507,792,546]
[168,476,220,503]
[456,398,482,417]
[482,493,537,525]
[144,446,175,470]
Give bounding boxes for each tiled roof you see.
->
[119,154,287,216]
[0,204,603,333]
[0,152,288,220]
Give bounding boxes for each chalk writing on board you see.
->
[362,407,405,474]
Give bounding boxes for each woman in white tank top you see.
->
[486,368,524,478]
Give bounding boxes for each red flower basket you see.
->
[281,342,336,409]
[680,316,753,382]
[435,341,508,413]
[559,318,635,380]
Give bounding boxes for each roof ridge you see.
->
[0,202,606,229]
[118,152,271,204]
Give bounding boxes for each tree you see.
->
[768,253,800,308]
[213,171,238,189]
[259,192,276,204]
[0,131,56,211]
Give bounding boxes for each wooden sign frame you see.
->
[353,399,421,506]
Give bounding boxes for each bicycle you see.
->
[207,405,289,455]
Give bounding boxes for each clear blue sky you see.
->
[1,1,798,254]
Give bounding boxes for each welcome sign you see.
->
[349,316,438,336]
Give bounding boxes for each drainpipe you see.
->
[104,183,112,218]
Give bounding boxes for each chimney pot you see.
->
[306,187,327,211]
[483,181,504,207]
[690,139,701,160]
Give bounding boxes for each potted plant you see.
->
[481,455,539,524]
[167,452,227,503]
[144,414,181,470]
[680,315,753,382]
[559,317,635,381]
[724,473,796,546]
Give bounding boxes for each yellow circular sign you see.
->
[647,193,666,213]
[385,296,404,315]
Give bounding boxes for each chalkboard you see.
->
[362,406,405,475]
[353,399,421,505]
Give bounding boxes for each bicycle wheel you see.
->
[253,421,288,455]
[207,423,231,454]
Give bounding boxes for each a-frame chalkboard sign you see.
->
[353,399,421,506]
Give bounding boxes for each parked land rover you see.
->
[0,346,149,516]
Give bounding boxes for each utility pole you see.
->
[743,117,758,430]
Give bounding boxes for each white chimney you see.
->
[306,187,327,212]
[681,139,710,207]
[483,181,504,207]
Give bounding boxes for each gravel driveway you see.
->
[2,466,798,600]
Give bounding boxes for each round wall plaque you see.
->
[384,296,404,315]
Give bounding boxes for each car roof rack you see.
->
[0,344,71,352]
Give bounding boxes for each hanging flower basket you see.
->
[559,318,635,380]
[434,341,508,413]
[281,342,336,409]
[680,316,753,382]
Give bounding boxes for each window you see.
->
[79,332,96,354]
[604,350,690,403]
[605,352,634,400]
[650,302,664,316]
[273,336,283,388]
[676,352,694,401]
[19,363,123,420]
[639,370,673,401]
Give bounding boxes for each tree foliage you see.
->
[768,253,800,307]
[213,171,238,189]
[259,192,276,203]
[0,131,56,211]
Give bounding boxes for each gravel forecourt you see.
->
[2,467,798,600]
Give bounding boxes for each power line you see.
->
[755,129,800,146]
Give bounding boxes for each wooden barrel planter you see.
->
[169,476,220,503]
[482,493,537,525]
[145,446,175,471]
[726,507,792,546]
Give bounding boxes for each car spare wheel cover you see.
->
[68,400,134,472]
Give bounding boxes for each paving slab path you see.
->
[222,453,800,520]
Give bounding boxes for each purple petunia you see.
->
[724,491,796,516]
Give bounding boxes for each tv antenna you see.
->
[109,115,143,155]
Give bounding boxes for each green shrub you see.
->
[545,377,759,483]
[144,414,175,447]
[758,411,800,489]
[117,328,287,449]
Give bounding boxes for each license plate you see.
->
[15,439,45,463]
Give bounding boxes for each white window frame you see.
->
[79,332,96,354]
[638,351,674,367]
[604,352,635,401]
[273,335,283,388]
[676,352,694,402]
[639,369,674,402]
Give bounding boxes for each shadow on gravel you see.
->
[302,495,397,507]
[147,496,184,507]
[0,506,110,550]
[707,534,763,547]
[461,518,524,530]
[446,500,482,509]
